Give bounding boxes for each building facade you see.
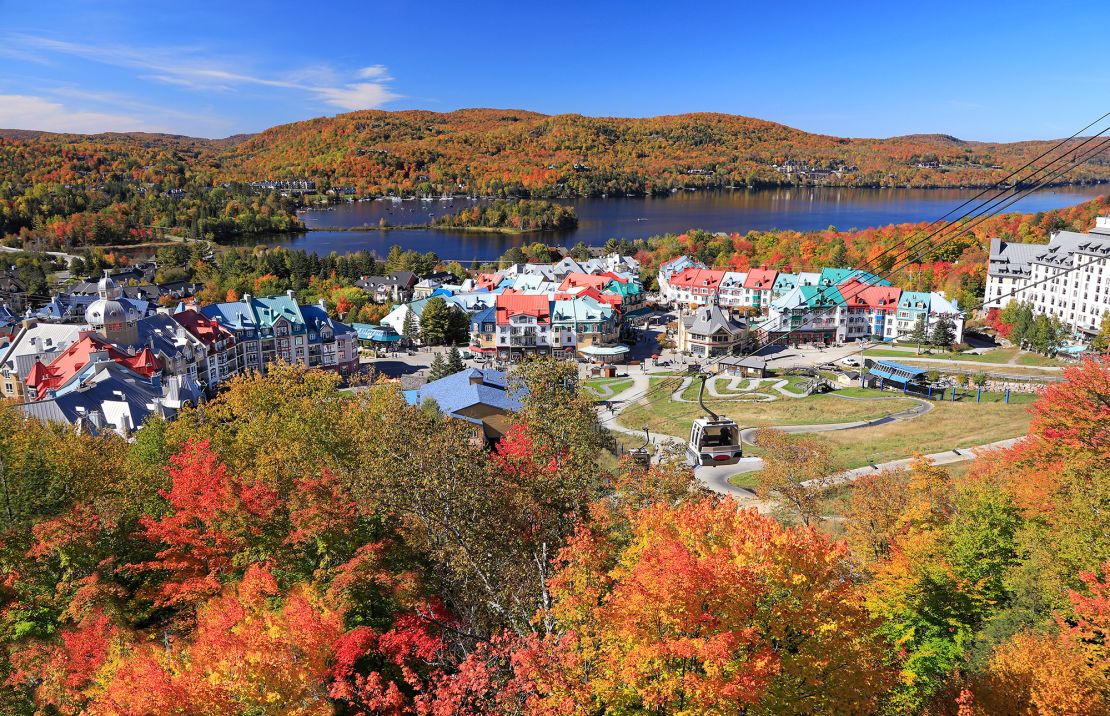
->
[985,220,1110,339]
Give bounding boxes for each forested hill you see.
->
[5,109,1110,199]
[221,109,1110,195]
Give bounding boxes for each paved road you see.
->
[0,244,79,263]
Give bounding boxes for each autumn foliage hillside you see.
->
[221,109,1110,196]
[1,354,1108,714]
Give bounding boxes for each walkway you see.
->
[600,376,940,501]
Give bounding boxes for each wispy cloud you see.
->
[6,34,400,111]
[0,94,158,133]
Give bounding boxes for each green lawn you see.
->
[728,472,759,490]
[678,374,810,401]
[812,399,1031,470]
[584,377,633,400]
[619,391,918,439]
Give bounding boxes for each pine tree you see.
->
[911,313,929,352]
[427,353,449,382]
[402,310,418,341]
[446,346,465,374]
[931,317,954,349]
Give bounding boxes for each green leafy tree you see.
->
[419,297,452,345]
[569,241,591,260]
[446,306,471,345]
[1030,313,1067,356]
[1094,312,1110,354]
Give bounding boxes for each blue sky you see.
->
[0,0,1106,140]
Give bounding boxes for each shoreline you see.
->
[302,224,573,236]
[299,180,1109,205]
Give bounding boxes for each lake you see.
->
[262,185,1108,262]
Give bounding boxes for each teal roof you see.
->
[898,291,932,312]
[607,280,642,298]
[798,284,845,307]
[351,322,401,342]
[581,345,629,356]
[252,294,305,330]
[772,273,798,291]
[818,267,891,287]
[552,296,613,323]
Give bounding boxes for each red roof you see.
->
[476,273,502,290]
[667,268,726,290]
[495,294,551,325]
[557,273,611,292]
[25,333,161,399]
[743,267,778,290]
[555,285,623,308]
[173,309,235,350]
[840,281,902,311]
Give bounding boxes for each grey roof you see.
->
[128,314,204,360]
[1034,231,1110,268]
[356,272,418,290]
[18,361,169,436]
[988,237,1043,278]
[0,322,87,379]
[681,303,743,337]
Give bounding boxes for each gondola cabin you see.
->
[687,416,743,466]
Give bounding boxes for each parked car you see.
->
[839,356,860,367]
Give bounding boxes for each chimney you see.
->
[243,293,252,303]
[318,298,326,309]
[286,289,295,299]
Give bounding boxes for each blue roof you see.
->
[402,368,525,417]
[300,304,355,342]
[470,306,496,327]
[200,300,256,330]
[869,360,928,384]
[351,322,402,342]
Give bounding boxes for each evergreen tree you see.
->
[384,245,405,272]
[931,317,954,349]
[911,312,929,352]
[427,352,449,382]
[402,310,418,341]
[446,346,466,374]
[446,307,471,345]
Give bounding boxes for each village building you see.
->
[985,219,1110,339]
[172,309,239,389]
[403,367,524,447]
[355,271,419,303]
[676,300,748,358]
[0,320,87,401]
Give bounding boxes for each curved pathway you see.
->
[602,377,941,501]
